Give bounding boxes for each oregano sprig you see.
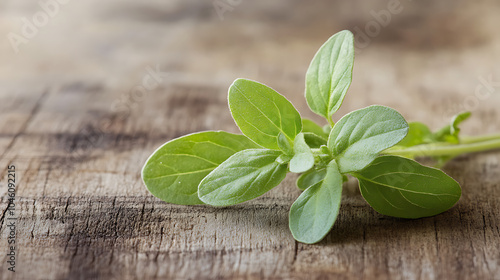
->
[142,30,500,244]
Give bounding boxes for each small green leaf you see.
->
[323,124,332,135]
[397,122,433,147]
[277,132,293,155]
[229,78,302,150]
[434,111,471,144]
[328,105,409,173]
[296,168,327,190]
[289,160,343,244]
[290,133,315,173]
[277,154,293,165]
[320,145,331,156]
[302,118,328,139]
[450,111,471,136]
[352,155,461,219]
[305,30,354,120]
[142,131,260,205]
[302,119,328,148]
[198,149,288,206]
[303,132,328,148]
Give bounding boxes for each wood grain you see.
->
[0,1,499,279]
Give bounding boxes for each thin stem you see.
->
[327,117,335,128]
[460,133,500,144]
[384,138,500,158]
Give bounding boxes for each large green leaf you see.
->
[289,160,343,244]
[198,149,288,206]
[328,105,408,173]
[229,78,302,150]
[305,30,354,119]
[142,131,260,205]
[352,155,461,219]
[289,133,315,173]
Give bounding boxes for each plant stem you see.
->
[327,117,335,128]
[460,133,500,144]
[384,138,500,158]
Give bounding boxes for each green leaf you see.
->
[302,118,328,139]
[142,131,260,205]
[296,167,327,190]
[277,132,293,155]
[352,155,461,219]
[303,132,327,148]
[198,149,288,206]
[305,30,354,120]
[290,133,315,173]
[450,111,471,136]
[323,124,332,135]
[434,111,471,144]
[302,119,328,148]
[229,78,302,150]
[328,105,409,173]
[289,160,343,244]
[397,122,433,147]
[276,154,293,165]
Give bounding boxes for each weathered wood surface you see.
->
[0,1,499,279]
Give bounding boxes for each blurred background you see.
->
[1,0,499,134]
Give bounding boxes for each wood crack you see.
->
[0,90,49,161]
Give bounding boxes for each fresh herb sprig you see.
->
[142,30,500,244]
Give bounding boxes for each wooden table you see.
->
[1,1,499,279]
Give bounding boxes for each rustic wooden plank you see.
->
[1,0,500,279]
[0,84,498,279]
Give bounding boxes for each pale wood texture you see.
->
[1,1,499,279]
